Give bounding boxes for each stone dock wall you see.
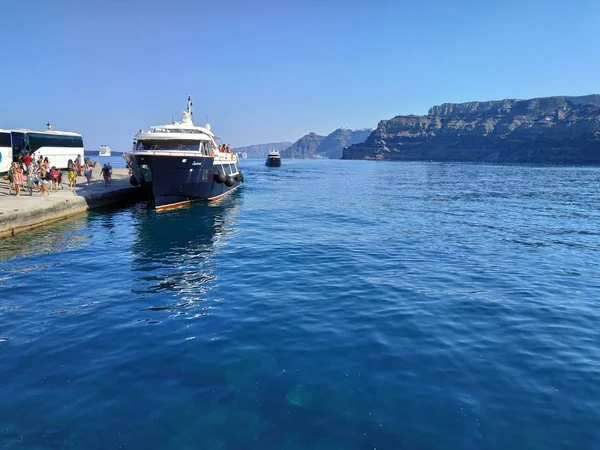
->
[0,167,145,238]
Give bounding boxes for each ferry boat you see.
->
[99,145,111,156]
[265,150,282,167]
[124,96,244,210]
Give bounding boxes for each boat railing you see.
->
[132,150,213,157]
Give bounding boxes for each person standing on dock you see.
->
[84,163,92,185]
[7,164,15,194]
[40,168,49,196]
[68,167,77,190]
[76,154,83,176]
[14,165,23,196]
[101,163,112,186]
[23,152,32,167]
[50,166,60,191]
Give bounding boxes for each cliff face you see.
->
[281,128,373,159]
[234,141,292,158]
[343,95,600,164]
[315,128,373,159]
[281,132,326,158]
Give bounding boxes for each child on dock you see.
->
[40,178,49,196]
[68,167,77,190]
[25,172,35,195]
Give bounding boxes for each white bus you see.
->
[0,129,12,172]
[0,125,84,172]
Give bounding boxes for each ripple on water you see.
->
[1,161,600,449]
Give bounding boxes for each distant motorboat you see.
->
[238,151,248,159]
[265,150,282,167]
[99,145,112,156]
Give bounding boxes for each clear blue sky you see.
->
[1,0,599,150]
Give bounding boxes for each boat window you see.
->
[152,128,204,134]
[26,133,84,151]
[137,140,200,151]
[0,132,11,148]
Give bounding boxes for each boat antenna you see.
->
[187,95,193,117]
[170,112,174,123]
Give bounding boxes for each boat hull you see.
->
[125,153,241,209]
[265,156,282,167]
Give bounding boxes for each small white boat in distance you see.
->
[99,145,112,156]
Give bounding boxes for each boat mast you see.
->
[187,95,193,118]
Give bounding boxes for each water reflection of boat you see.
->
[130,196,239,301]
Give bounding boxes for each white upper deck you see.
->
[131,96,238,163]
[134,96,215,143]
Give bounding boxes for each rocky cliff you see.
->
[234,141,292,158]
[281,132,326,158]
[316,128,373,159]
[281,128,373,159]
[343,95,600,164]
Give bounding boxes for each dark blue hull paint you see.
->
[125,153,240,209]
[265,156,282,167]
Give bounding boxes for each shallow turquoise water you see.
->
[1,160,599,449]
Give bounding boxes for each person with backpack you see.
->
[101,163,112,186]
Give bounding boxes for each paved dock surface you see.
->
[0,167,145,238]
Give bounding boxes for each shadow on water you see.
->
[129,194,240,309]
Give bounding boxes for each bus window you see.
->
[27,133,84,151]
[0,132,10,148]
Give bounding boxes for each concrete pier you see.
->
[0,167,145,238]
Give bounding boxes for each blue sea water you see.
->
[1,159,599,449]
[92,155,127,168]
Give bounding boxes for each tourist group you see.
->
[4,153,113,196]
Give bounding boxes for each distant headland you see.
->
[237,128,373,159]
[342,95,600,164]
